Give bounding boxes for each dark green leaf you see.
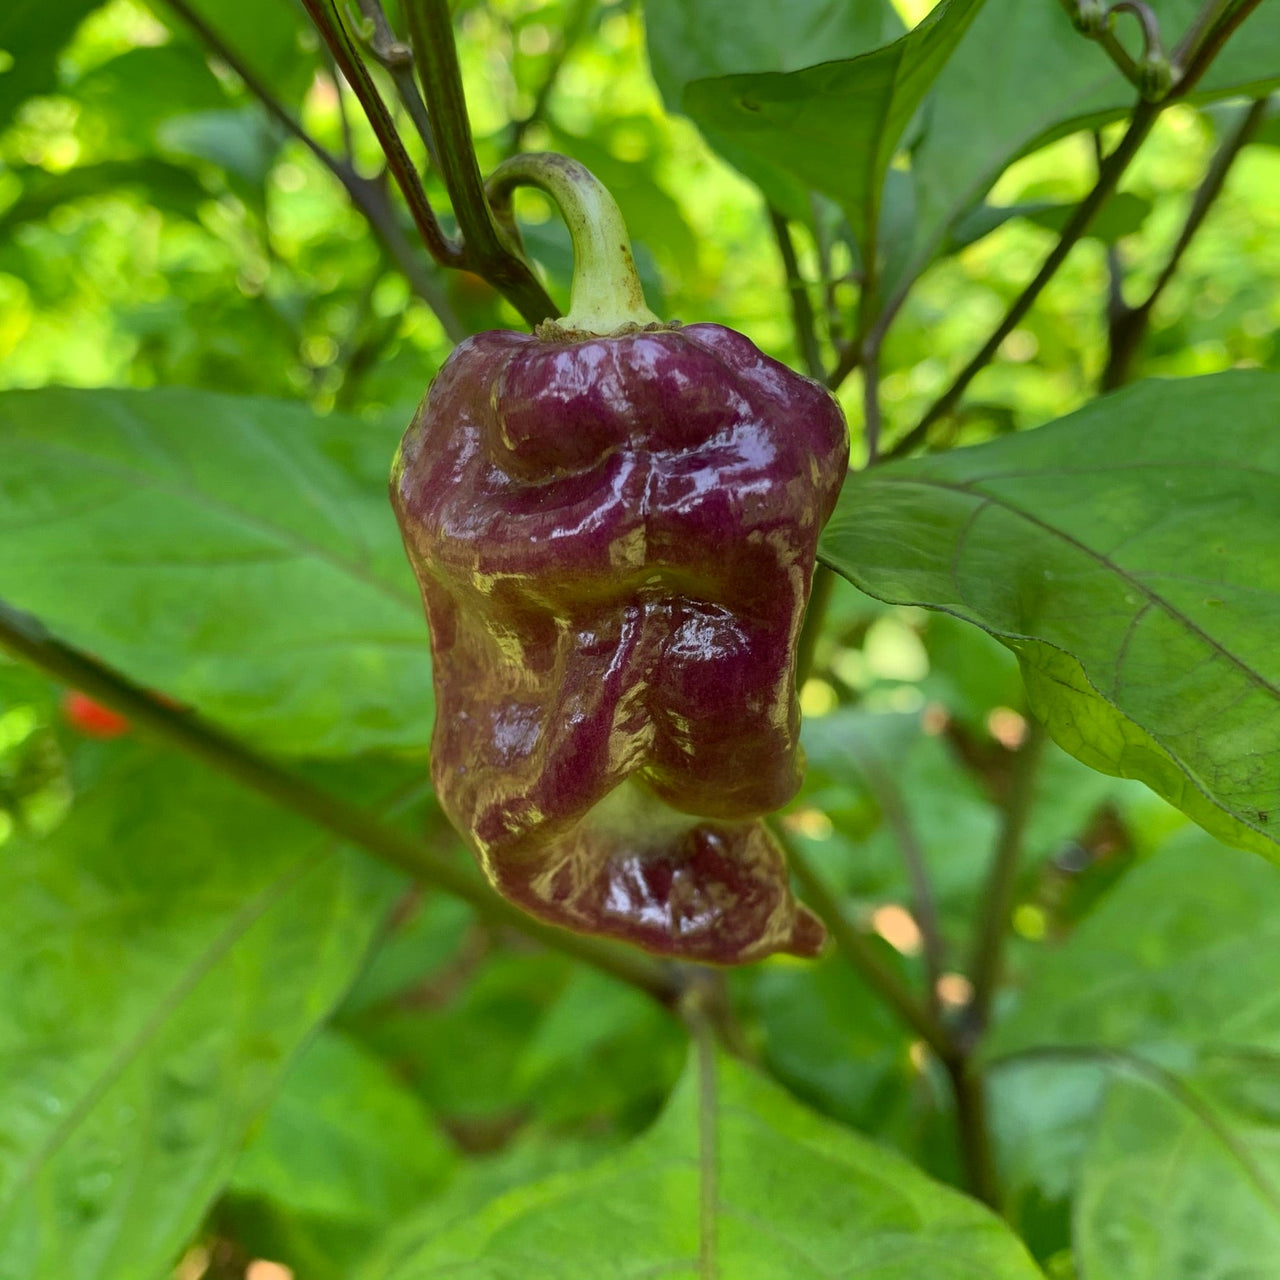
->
[366,1052,1043,1279]
[820,372,1280,858]
[0,746,400,1280]
[0,0,103,130]
[643,0,903,109]
[644,0,905,222]
[682,0,984,250]
[0,387,432,757]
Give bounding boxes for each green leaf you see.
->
[643,0,903,109]
[987,830,1280,1060]
[644,0,904,223]
[0,745,401,1280]
[682,0,984,251]
[225,1030,456,1280]
[820,371,1280,858]
[1075,1062,1280,1279]
[909,0,1280,281]
[0,387,432,757]
[368,1052,1043,1279]
[0,0,103,130]
[984,830,1280,1276]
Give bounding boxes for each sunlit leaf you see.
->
[821,371,1280,858]
[0,745,401,1280]
[0,387,432,757]
[365,1051,1043,1280]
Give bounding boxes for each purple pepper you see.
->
[391,156,849,963]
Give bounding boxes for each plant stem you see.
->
[965,721,1047,1035]
[942,1057,1001,1209]
[859,757,946,1011]
[349,0,443,171]
[768,208,824,381]
[795,565,835,687]
[885,100,1160,461]
[1173,0,1266,96]
[300,0,462,267]
[486,152,659,332]
[1054,0,1146,92]
[1102,95,1268,388]
[403,0,558,326]
[680,974,722,1280]
[0,601,679,1006]
[861,338,884,464]
[780,826,957,1062]
[163,0,465,341]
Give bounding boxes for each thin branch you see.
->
[883,99,1161,461]
[299,0,463,267]
[403,0,559,325]
[162,0,465,340]
[1056,0,1146,91]
[1103,95,1268,389]
[795,565,835,687]
[779,824,958,1063]
[858,757,946,1011]
[0,600,680,1006]
[348,0,443,171]
[768,208,824,381]
[861,338,884,465]
[941,1057,1001,1209]
[680,975,722,1280]
[965,721,1047,1036]
[1171,0,1237,72]
[329,59,356,159]
[1172,0,1267,96]
[826,337,862,391]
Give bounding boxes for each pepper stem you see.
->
[485,152,662,335]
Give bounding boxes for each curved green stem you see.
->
[487,152,661,334]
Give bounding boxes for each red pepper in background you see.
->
[392,156,848,963]
[62,690,131,739]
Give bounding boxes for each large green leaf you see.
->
[985,830,1280,1278]
[643,0,903,108]
[820,371,1280,858]
[643,0,904,222]
[909,0,1280,281]
[0,746,401,1280]
[682,0,984,251]
[0,387,432,757]
[1074,1063,1280,1279]
[366,1050,1042,1280]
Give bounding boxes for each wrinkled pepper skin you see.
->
[392,322,849,963]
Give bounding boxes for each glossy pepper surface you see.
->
[391,155,848,963]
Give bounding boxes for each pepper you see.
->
[391,155,848,963]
